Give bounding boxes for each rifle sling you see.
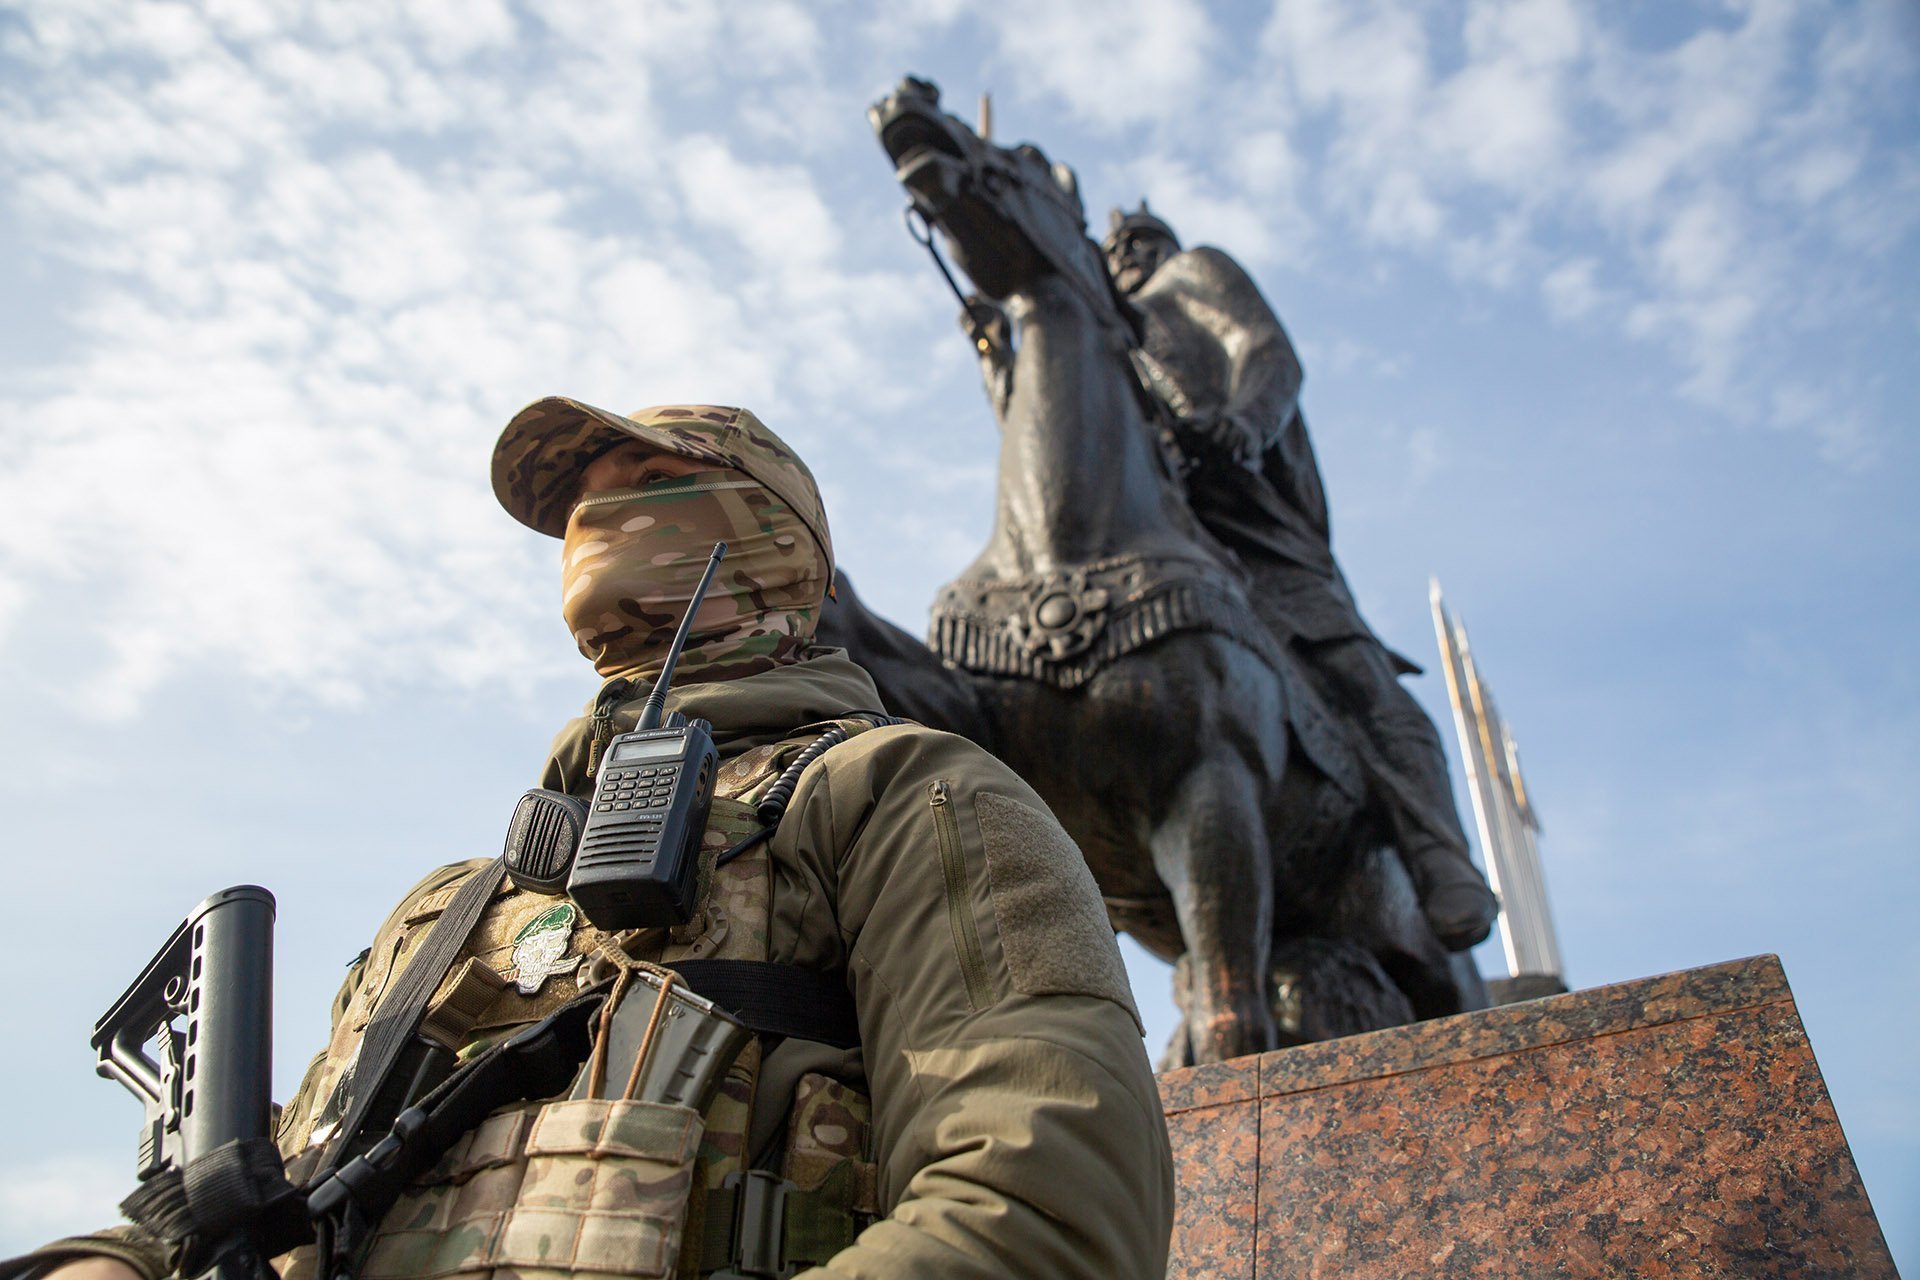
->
[320,857,508,1176]
[305,992,604,1230]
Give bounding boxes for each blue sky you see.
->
[1,0,1914,1264]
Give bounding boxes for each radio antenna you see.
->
[636,541,727,732]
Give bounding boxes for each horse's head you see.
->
[870,77,1103,305]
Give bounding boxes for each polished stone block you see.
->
[1158,955,1896,1279]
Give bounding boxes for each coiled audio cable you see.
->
[715,712,909,867]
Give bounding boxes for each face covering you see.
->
[560,469,829,681]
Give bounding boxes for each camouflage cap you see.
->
[492,397,833,566]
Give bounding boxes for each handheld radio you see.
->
[553,541,729,931]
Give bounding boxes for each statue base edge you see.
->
[1157,954,1897,1279]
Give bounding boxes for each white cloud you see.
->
[1540,256,1602,319]
[0,0,1911,719]
[728,0,822,69]
[1464,0,1585,66]
[257,39,403,119]
[1364,170,1445,247]
[670,135,842,267]
[1441,210,1536,288]
[864,0,969,50]
[1770,381,1874,468]
[1781,144,1866,208]
[982,0,1218,128]
[0,572,21,650]
[1266,0,1432,131]
[1244,0,1913,452]
[1648,190,1742,296]
[199,0,279,42]
[0,0,954,713]
[404,0,518,64]
[527,0,817,83]
[1579,14,1796,238]
[1228,128,1305,202]
[1623,289,1759,406]
[1302,335,1406,381]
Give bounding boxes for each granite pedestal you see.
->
[1158,956,1895,1279]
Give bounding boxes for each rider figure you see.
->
[1095,203,1499,952]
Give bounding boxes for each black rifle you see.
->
[94,885,306,1280]
[93,880,601,1280]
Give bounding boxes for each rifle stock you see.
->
[94,886,282,1279]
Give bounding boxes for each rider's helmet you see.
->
[1103,201,1181,295]
[1102,202,1181,256]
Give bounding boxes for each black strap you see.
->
[321,857,508,1173]
[667,959,860,1051]
[119,1137,311,1278]
[306,992,604,1231]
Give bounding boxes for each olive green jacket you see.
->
[19,651,1172,1280]
[542,649,1173,1278]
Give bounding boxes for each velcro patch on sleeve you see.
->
[974,791,1142,1030]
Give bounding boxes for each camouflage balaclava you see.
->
[493,399,834,683]
[560,470,826,679]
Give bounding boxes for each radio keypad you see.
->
[596,764,682,814]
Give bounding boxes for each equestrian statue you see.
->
[821,78,1496,1065]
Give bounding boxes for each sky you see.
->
[1,0,1914,1265]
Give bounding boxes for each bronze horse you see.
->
[827,80,1478,1064]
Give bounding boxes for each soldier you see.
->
[1100,204,1499,953]
[16,399,1172,1279]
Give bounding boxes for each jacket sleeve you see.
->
[0,1229,173,1280]
[773,728,1175,1280]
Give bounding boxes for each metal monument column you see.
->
[1430,582,1566,999]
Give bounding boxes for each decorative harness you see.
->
[930,551,1359,800]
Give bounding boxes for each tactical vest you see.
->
[275,720,882,1280]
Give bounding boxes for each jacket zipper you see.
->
[929,780,992,1010]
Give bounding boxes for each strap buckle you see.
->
[712,1169,793,1279]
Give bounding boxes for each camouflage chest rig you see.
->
[276,714,886,1280]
